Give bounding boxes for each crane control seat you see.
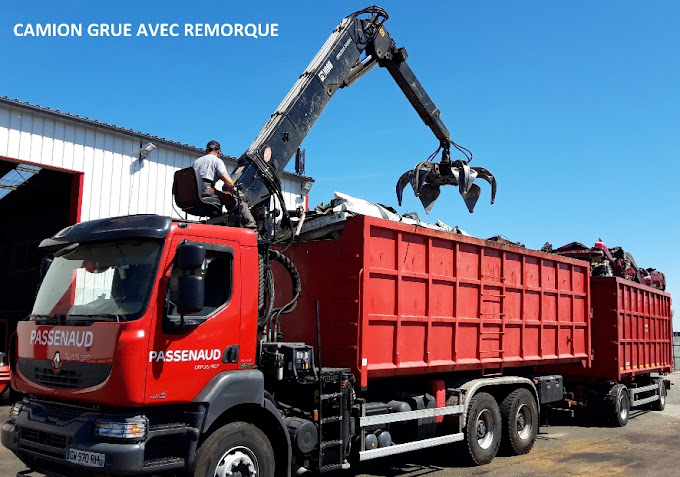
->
[172,167,224,218]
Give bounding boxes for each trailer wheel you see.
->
[464,392,502,465]
[500,388,538,455]
[607,384,630,427]
[192,422,275,477]
[651,379,666,411]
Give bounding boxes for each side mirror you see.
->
[164,242,206,334]
[176,243,205,270]
[176,275,204,315]
[164,275,204,334]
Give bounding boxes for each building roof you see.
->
[0,96,312,182]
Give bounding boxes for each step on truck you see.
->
[1,5,672,477]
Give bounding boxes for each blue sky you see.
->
[2,1,678,329]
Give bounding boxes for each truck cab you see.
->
[2,215,288,476]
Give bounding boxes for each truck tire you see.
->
[607,384,630,427]
[500,388,538,455]
[464,392,502,465]
[192,422,275,477]
[651,379,666,411]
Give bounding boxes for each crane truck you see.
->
[1,6,672,477]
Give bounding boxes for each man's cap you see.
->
[206,140,221,152]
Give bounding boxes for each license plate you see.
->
[66,448,105,468]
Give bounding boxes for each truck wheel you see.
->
[651,380,666,411]
[464,392,502,465]
[192,422,275,477]
[500,388,538,455]
[607,384,630,427]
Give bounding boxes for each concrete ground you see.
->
[357,372,680,477]
[0,373,678,477]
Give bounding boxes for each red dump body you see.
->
[562,276,673,383]
[279,215,591,388]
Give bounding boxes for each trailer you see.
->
[555,276,672,426]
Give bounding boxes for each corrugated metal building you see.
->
[0,96,313,345]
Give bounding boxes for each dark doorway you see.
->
[0,159,76,348]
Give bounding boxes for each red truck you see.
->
[1,6,672,477]
[1,213,672,477]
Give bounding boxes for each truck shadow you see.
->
[541,407,651,429]
[346,443,490,476]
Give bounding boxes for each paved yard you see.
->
[0,373,678,477]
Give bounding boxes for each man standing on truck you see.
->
[193,140,256,228]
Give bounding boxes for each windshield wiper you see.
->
[31,314,66,325]
[67,313,123,323]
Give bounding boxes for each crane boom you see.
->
[231,5,495,225]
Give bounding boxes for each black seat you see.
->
[173,167,223,218]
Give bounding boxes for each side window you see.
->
[168,246,233,320]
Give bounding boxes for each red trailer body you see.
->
[279,215,591,387]
[561,276,673,382]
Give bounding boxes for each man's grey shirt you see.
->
[193,154,227,194]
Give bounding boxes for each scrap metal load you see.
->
[543,238,666,290]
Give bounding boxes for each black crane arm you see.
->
[231,5,495,219]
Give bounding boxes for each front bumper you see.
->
[1,399,200,475]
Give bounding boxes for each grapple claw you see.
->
[396,161,434,205]
[452,160,473,197]
[471,167,497,205]
[395,170,413,206]
[396,155,496,214]
[461,183,481,213]
[418,183,441,214]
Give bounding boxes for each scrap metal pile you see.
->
[293,192,472,241]
[541,238,666,291]
[292,193,665,292]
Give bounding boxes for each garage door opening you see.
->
[0,158,80,352]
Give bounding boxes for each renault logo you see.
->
[52,351,63,373]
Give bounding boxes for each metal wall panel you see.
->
[0,102,308,223]
[281,175,308,211]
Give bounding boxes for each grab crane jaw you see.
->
[396,148,497,214]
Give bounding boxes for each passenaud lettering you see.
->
[149,349,221,363]
[30,329,94,347]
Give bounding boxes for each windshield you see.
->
[31,240,163,323]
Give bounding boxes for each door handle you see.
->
[223,345,239,363]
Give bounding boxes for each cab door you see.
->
[145,235,242,404]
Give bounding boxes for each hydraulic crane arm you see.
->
[231,5,495,221]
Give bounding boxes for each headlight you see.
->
[9,402,23,420]
[94,416,147,440]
